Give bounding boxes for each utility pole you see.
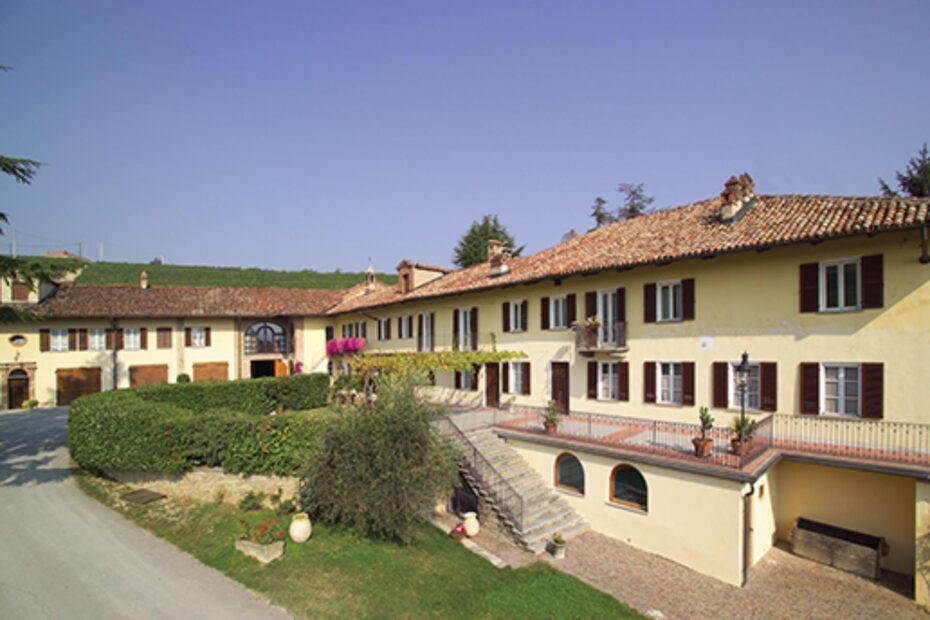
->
[98,241,104,262]
[11,230,16,258]
[78,242,83,258]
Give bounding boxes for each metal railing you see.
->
[772,414,930,467]
[573,321,627,351]
[435,416,525,532]
[244,334,289,355]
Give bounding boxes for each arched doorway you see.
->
[8,369,29,409]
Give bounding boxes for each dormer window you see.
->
[402,273,412,293]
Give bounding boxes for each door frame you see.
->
[7,370,29,409]
[548,360,570,414]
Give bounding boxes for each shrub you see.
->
[176,373,191,383]
[299,375,458,543]
[239,491,265,511]
[24,399,39,410]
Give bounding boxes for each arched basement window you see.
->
[610,465,647,511]
[554,452,585,495]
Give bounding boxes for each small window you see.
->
[399,315,413,339]
[729,362,760,411]
[421,313,433,350]
[156,327,172,349]
[50,328,69,352]
[610,465,647,511]
[191,327,207,348]
[822,363,860,416]
[123,328,141,350]
[658,362,683,404]
[457,308,473,350]
[378,318,391,341]
[508,301,526,332]
[508,361,526,395]
[820,259,860,311]
[550,296,568,329]
[11,281,30,301]
[657,281,682,322]
[555,453,585,495]
[8,334,27,347]
[599,362,619,400]
[89,328,106,351]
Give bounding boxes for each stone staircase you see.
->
[462,427,588,554]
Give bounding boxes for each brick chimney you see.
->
[139,270,149,290]
[364,261,376,292]
[488,239,511,276]
[720,173,755,221]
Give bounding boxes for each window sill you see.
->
[556,487,584,498]
[655,318,683,324]
[652,401,685,408]
[606,500,647,515]
[817,307,861,314]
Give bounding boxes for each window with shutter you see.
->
[617,361,629,401]
[760,362,777,412]
[799,262,819,312]
[799,363,820,414]
[502,302,510,333]
[861,363,883,419]
[643,283,657,323]
[643,361,656,403]
[860,254,883,309]
[587,361,597,399]
[157,327,172,349]
[469,307,478,350]
[40,329,50,352]
[521,362,531,395]
[540,297,550,330]
[681,362,695,406]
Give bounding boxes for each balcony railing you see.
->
[244,334,290,355]
[573,321,627,353]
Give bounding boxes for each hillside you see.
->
[17,257,396,290]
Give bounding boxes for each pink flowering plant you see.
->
[326,337,367,356]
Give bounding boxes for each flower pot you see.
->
[462,512,480,538]
[289,512,312,543]
[692,437,714,458]
[235,539,284,564]
[543,421,558,434]
[731,437,754,457]
[550,540,566,559]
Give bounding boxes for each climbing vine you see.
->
[345,350,527,376]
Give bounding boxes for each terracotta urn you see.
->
[289,512,312,543]
[692,437,713,458]
[462,512,480,537]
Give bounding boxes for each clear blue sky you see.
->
[1,1,928,271]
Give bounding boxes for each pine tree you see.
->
[590,196,615,227]
[616,182,655,219]
[452,215,524,268]
[880,143,930,198]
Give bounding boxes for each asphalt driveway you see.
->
[0,407,290,619]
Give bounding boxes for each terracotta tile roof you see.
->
[327,194,930,314]
[37,284,346,318]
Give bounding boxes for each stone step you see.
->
[524,520,590,554]
[522,496,568,522]
[521,505,578,536]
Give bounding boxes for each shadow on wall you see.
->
[0,407,72,487]
[918,529,930,604]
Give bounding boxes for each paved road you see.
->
[0,407,290,619]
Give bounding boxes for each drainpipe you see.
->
[741,482,756,587]
[920,225,930,264]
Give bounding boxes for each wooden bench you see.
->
[790,517,888,579]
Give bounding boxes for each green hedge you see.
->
[68,373,333,475]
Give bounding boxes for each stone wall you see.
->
[104,467,300,507]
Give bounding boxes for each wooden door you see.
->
[193,362,229,382]
[129,364,169,387]
[56,367,102,405]
[485,363,500,408]
[8,373,29,409]
[274,360,288,377]
[551,362,570,414]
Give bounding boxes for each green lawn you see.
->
[77,472,641,619]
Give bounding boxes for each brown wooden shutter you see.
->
[566,293,577,325]
[540,297,550,330]
[861,254,883,309]
[587,361,598,399]
[469,307,478,351]
[454,371,461,389]
[760,362,777,412]
[429,313,435,351]
[140,327,148,350]
[643,361,656,402]
[157,327,171,348]
[417,314,424,351]
[115,328,124,350]
[385,318,392,340]
[618,361,629,401]
[397,317,403,338]
[616,287,626,322]
[40,328,50,352]
[502,302,510,333]
[520,301,528,331]
[682,362,695,406]
[452,309,459,349]
[861,363,884,419]
[184,327,192,347]
[712,361,728,408]
[107,328,116,350]
[682,278,695,321]
[204,327,211,347]
[470,365,479,390]
[521,362,531,395]
[360,321,367,338]
[584,291,597,319]
[502,362,509,393]
[12,281,30,301]
[644,283,656,323]
[799,363,819,414]
[78,328,88,351]
[68,328,77,351]
[799,263,819,312]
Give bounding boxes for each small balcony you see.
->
[573,320,627,355]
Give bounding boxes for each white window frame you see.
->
[89,328,106,351]
[507,361,526,395]
[460,368,474,391]
[377,318,390,341]
[421,313,433,350]
[191,327,207,348]
[457,308,473,350]
[598,361,619,401]
[550,296,568,329]
[123,327,141,350]
[727,361,761,411]
[820,363,861,417]
[598,289,618,345]
[508,300,526,333]
[399,315,412,340]
[657,362,683,405]
[50,328,69,352]
[656,280,683,323]
[819,257,861,312]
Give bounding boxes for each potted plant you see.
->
[730,415,757,457]
[235,517,287,564]
[576,316,602,348]
[692,406,715,458]
[543,400,561,433]
[550,533,566,559]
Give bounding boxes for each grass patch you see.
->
[76,471,641,619]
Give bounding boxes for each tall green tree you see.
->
[590,196,615,227]
[880,143,930,198]
[452,215,524,268]
[589,182,655,227]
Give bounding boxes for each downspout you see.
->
[920,225,930,264]
[741,482,756,587]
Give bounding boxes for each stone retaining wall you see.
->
[104,467,300,507]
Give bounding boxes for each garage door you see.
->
[129,364,169,387]
[193,362,229,382]
[56,367,102,405]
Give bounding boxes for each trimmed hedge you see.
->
[68,373,333,475]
